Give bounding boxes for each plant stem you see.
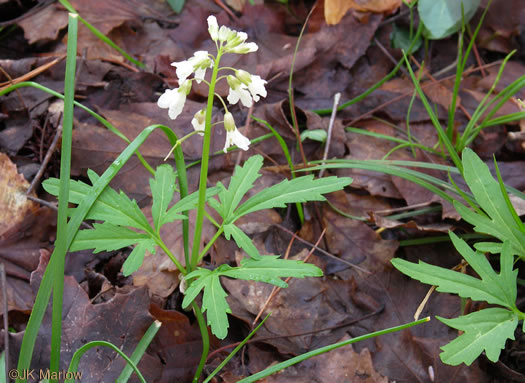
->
[190,50,223,272]
[198,226,224,263]
[50,14,77,380]
[192,302,210,383]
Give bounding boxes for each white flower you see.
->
[223,112,250,152]
[226,75,252,107]
[228,42,258,54]
[157,80,192,120]
[207,16,219,41]
[191,109,206,136]
[235,70,267,102]
[207,14,259,54]
[171,51,212,83]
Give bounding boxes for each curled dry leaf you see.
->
[0,152,38,237]
[324,0,402,25]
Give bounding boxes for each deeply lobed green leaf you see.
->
[182,256,323,339]
[437,308,518,366]
[392,232,517,309]
[457,148,525,256]
[233,175,352,220]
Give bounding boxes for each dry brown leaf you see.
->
[325,0,401,25]
[0,152,38,237]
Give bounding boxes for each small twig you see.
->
[252,230,301,326]
[274,224,371,274]
[252,228,327,327]
[27,117,63,195]
[374,38,409,78]
[347,60,503,126]
[373,201,434,215]
[1,263,9,381]
[319,93,341,178]
[0,65,27,110]
[409,55,473,121]
[206,304,384,362]
[25,195,93,229]
[0,56,65,91]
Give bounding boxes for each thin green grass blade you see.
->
[385,206,441,221]
[315,23,423,115]
[202,314,271,383]
[482,111,525,127]
[401,54,462,171]
[399,233,491,246]
[251,116,304,223]
[458,50,516,151]
[345,127,441,155]
[116,320,161,383]
[173,139,191,268]
[16,125,178,382]
[447,1,490,142]
[493,156,525,234]
[237,318,430,383]
[57,0,144,68]
[67,341,145,383]
[50,14,78,378]
[307,160,469,203]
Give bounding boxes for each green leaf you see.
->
[150,165,177,232]
[300,129,327,143]
[222,256,323,287]
[43,170,151,232]
[418,0,480,39]
[182,268,231,339]
[182,256,323,340]
[202,273,231,339]
[167,0,185,13]
[437,308,518,365]
[234,175,352,219]
[70,223,150,253]
[223,224,262,260]
[474,241,502,254]
[163,186,220,225]
[70,223,156,276]
[182,268,214,309]
[457,148,525,255]
[390,23,422,53]
[220,155,263,221]
[122,238,157,276]
[391,232,518,309]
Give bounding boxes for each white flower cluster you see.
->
[157,15,267,152]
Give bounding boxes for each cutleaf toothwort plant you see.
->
[43,15,352,379]
[392,148,525,366]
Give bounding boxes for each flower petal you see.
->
[207,15,219,41]
[157,89,176,109]
[247,75,267,102]
[173,60,194,82]
[227,86,252,107]
[167,91,186,120]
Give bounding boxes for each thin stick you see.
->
[252,230,302,326]
[274,224,371,274]
[252,228,326,326]
[414,286,436,320]
[1,263,9,382]
[319,93,341,178]
[347,60,503,126]
[27,117,63,195]
[207,304,384,362]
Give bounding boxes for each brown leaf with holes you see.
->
[8,261,162,380]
